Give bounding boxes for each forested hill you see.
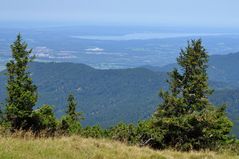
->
[0,61,238,137]
[0,62,168,127]
[147,52,239,84]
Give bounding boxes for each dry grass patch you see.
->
[0,136,238,159]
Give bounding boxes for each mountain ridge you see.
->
[0,53,239,136]
[144,52,239,84]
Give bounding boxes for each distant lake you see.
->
[70,32,239,41]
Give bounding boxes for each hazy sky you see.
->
[0,0,238,27]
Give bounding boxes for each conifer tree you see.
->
[61,93,83,134]
[153,39,232,150]
[66,93,82,122]
[5,34,38,130]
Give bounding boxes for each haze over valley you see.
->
[1,25,239,70]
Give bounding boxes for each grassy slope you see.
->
[0,136,238,159]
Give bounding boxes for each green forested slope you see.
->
[0,62,238,137]
[0,62,167,127]
[154,52,239,84]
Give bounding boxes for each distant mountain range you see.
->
[0,52,239,137]
[144,52,239,84]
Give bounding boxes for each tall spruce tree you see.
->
[5,34,38,130]
[61,93,83,134]
[153,39,232,150]
[66,93,82,122]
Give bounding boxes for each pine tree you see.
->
[61,93,83,134]
[66,93,82,122]
[152,39,232,150]
[5,34,38,130]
